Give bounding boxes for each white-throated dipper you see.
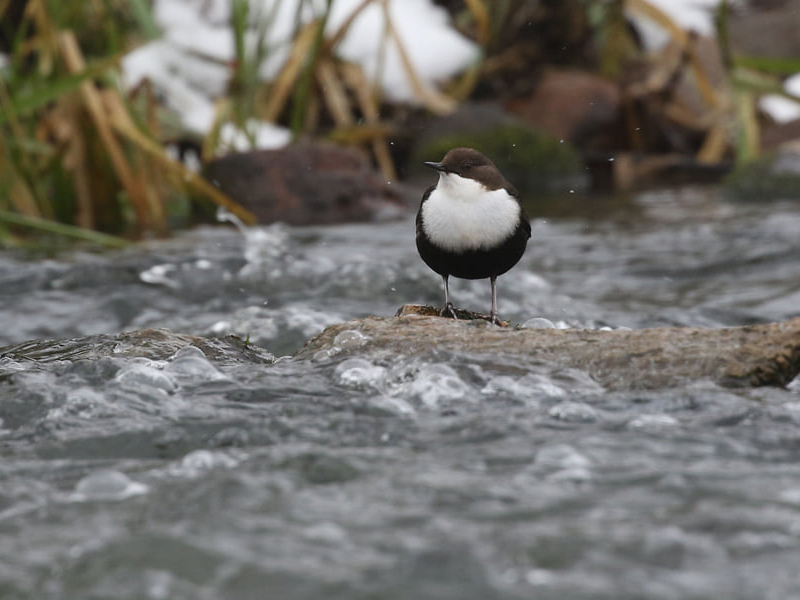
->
[416,147,531,324]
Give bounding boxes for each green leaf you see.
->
[128,0,161,40]
[733,55,800,77]
[0,55,120,125]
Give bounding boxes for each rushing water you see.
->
[1,186,800,599]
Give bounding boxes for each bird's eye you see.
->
[463,162,473,170]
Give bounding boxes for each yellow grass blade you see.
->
[59,31,157,229]
[316,59,355,127]
[264,22,318,122]
[342,62,396,181]
[463,0,491,46]
[105,98,258,226]
[625,0,688,46]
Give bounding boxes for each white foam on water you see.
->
[481,373,566,404]
[139,263,181,289]
[628,413,681,430]
[71,470,148,502]
[366,395,416,417]
[45,387,108,422]
[213,305,343,351]
[548,401,599,423]
[168,449,242,478]
[534,442,593,483]
[535,443,592,470]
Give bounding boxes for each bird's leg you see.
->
[440,274,458,319]
[489,276,502,325]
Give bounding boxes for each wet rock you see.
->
[298,307,800,391]
[5,317,799,393]
[0,328,275,365]
[203,142,412,225]
[395,303,510,326]
[408,102,587,197]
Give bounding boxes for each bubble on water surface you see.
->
[71,470,148,501]
[115,360,177,394]
[520,317,558,329]
[333,329,368,349]
[335,358,387,389]
[404,364,474,408]
[164,346,230,384]
[310,327,369,362]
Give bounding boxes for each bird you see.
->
[416,147,531,325]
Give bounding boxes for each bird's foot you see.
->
[478,311,504,326]
[440,303,459,319]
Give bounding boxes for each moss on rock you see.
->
[415,124,587,199]
[722,151,800,202]
[407,103,588,202]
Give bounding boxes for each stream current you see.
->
[1,187,800,598]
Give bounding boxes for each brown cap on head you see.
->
[424,147,512,192]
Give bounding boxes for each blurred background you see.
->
[3,0,800,240]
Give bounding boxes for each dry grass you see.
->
[0,0,255,242]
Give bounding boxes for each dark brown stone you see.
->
[505,69,623,151]
[204,142,414,225]
[761,119,800,151]
[728,0,800,60]
[298,306,800,391]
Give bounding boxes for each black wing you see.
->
[505,184,532,240]
[519,204,532,239]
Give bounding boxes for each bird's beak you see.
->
[423,161,447,173]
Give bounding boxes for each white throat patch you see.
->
[421,173,521,253]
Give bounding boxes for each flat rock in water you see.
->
[298,305,800,391]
